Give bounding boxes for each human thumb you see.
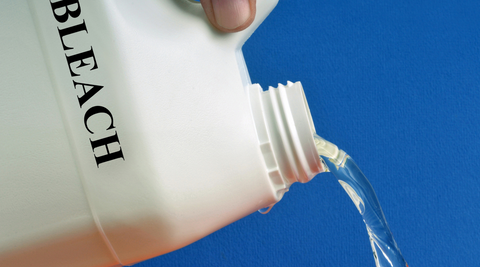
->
[201,0,256,32]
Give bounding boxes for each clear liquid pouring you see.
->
[314,134,408,267]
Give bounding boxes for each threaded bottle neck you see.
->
[248,81,326,201]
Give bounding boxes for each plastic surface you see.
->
[250,81,326,214]
[1,0,281,265]
[249,82,325,204]
[0,0,322,266]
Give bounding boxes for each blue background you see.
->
[140,0,480,266]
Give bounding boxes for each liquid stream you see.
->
[314,134,408,267]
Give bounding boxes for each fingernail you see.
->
[211,0,251,30]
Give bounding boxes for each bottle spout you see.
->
[248,81,325,192]
[313,134,347,168]
[313,133,339,159]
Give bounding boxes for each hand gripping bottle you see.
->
[0,0,325,266]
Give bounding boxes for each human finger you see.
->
[200,0,256,33]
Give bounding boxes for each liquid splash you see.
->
[315,134,408,267]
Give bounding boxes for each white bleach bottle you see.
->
[0,0,326,266]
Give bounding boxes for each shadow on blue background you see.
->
[139,0,480,266]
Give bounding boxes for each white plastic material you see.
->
[0,0,322,266]
[249,82,326,203]
[314,134,340,160]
